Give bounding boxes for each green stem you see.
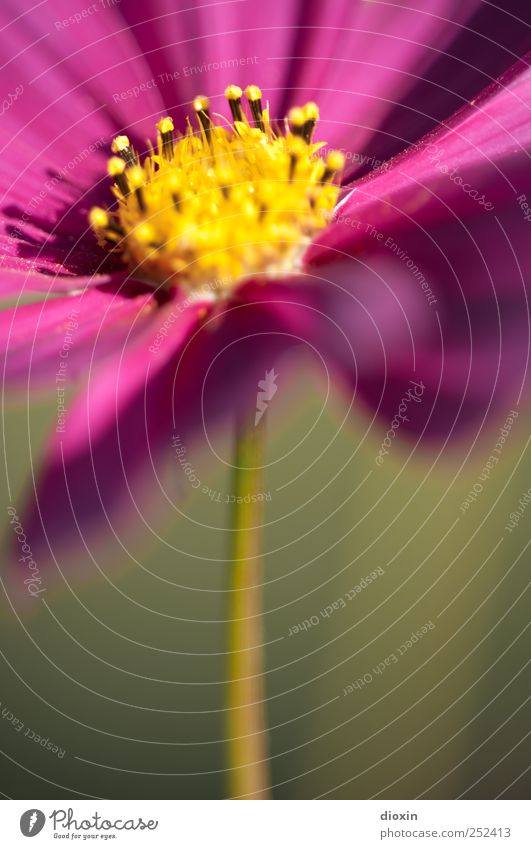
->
[226,411,270,799]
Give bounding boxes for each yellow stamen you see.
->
[107,156,126,177]
[127,165,147,211]
[322,150,346,181]
[90,86,343,291]
[244,85,264,131]
[244,85,262,102]
[107,156,129,196]
[135,222,157,244]
[193,95,210,112]
[302,102,319,143]
[288,107,306,134]
[127,165,145,188]
[157,116,174,135]
[111,135,130,153]
[111,134,135,166]
[193,95,212,140]
[89,207,109,229]
[225,84,244,122]
[89,206,122,245]
[157,116,175,161]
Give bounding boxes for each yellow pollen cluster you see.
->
[90,85,344,292]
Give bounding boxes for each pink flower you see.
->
[1,0,530,575]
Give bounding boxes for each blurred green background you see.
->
[1,362,529,799]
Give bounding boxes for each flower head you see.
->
[1,0,530,592]
[89,87,343,289]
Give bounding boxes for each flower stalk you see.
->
[226,411,270,799]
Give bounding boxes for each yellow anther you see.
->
[225,84,244,122]
[110,134,136,166]
[89,207,109,229]
[224,84,243,100]
[193,96,212,139]
[127,166,147,211]
[127,166,145,189]
[291,103,320,143]
[244,85,262,102]
[288,107,306,128]
[134,222,156,244]
[320,150,346,183]
[287,137,307,181]
[168,173,181,193]
[157,116,175,160]
[193,95,210,113]
[326,150,346,172]
[244,85,264,131]
[304,102,319,122]
[107,157,129,195]
[107,156,126,177]
[157,116,174,134]
[111,135,130,154]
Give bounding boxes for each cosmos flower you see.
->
[1,0,530,576]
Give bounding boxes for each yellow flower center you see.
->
[89,85,343,294]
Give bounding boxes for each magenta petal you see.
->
[123,0,489,156]
[0,268,122,296]
[17,277,390,584]
[0,278,156,389]
[119,0,302,126]
[237,262,428,379]
[153,284,322,437]
[277,0,486,150]
[309,55,531,262]
[349,205,531,444]
[304,54,531,441]
[12,296,209,592]
[304,57,531,443]
[0,134,116,277]
[19,289,306,578]
[171,265,429,462]
[364,2,531,173]
[0,0,170,280]
[0,0,165,159]
[0,245,118,280]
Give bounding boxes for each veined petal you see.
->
[277,0,490,150]
[306,57,531,442]
[0,277,156,389]
[119,0,299,126]
[349,204,531,444]
[0,0,166,280]
[0,132,115,279]
[365,1,531,173]
[236,264,428,379]
[309,54,531,261]
[0,0,165,160]
[10,294,210,596]
[0,268,122,297]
